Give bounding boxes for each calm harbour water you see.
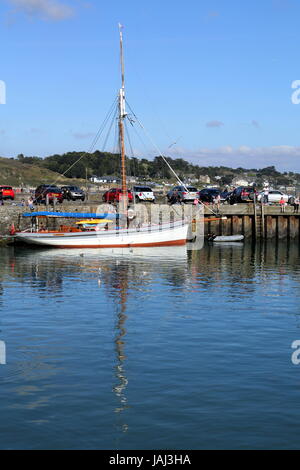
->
[0,242,300,450]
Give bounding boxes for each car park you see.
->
[61,185,86,201]
[229,186,257,204]
[34,185,63,204]
[102,188,133,203]
[132,186,155,203]
[167,186,199,203]
[257,190,295,205]
[0,185,15,200]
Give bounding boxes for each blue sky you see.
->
[1,0,300,171]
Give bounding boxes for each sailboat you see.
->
[14,26,190,249]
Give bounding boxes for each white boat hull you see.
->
[211,235,244,242]
[15,222,189,248]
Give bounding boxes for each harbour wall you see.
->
[0,203,299,240]
[205,205,300,240]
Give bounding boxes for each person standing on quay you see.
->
[294,196,300,213]
[214,193,221,213]
[27,196,34,210]
[280,196,285,213]
[263,188,269,204]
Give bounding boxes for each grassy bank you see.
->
[0,157,86,187]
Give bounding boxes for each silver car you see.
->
[167,185,199,203]
[257,190,295,205]
[61,185,86,201]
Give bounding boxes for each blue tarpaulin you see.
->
[22,211,123,219]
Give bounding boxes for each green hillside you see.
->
[1,153,300,189]
[0,157,85,187]
[15,151,300,188]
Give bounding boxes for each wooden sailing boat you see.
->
[14,26,189,248]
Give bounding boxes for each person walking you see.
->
[279,196,285,213]
[170,189,181,205]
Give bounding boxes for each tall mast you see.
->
[118,24,127,212]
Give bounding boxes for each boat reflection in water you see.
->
[7,240,300,302]
[8,245,189,434]
[2,240,300,447]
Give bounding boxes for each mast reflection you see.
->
[0,340,6,365]
[110,263,130,432]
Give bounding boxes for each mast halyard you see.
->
[118,24,128,213]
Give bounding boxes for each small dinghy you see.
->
[208,234,244,242]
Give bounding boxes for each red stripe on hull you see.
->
[54,239,187,249]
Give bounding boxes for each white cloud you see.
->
[72,131,94,139]
[251,120,260,129]
[7,0,74,21]
[168,145,300,172]
[206,120,224,128]
[208,11,220,18]
[30,127,44,134]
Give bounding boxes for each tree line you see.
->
[15,153,300,187]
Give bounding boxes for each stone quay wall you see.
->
[0,202,299,240]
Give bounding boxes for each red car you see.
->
[0,185,15,200]
[229,186,258,204]
[102,188,133,203]
[34,185,63,204]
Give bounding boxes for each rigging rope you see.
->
[125,99,221,217]
[102,105,118,152]
[125,101,187,187]
[124,119,136,178]
[45,95,119,189]
[42,88,219,218]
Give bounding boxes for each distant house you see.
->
[90,175,120,184]
[286,186,296,193]
[232,177,249,187]
[184,177,198,184]
[198,175,211,184]
[186,174,210,184]
[127,176,138,183]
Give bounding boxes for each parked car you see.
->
[167,186,199,203]
[257,190,295,205]
[132,186,155,203]
[102,188,133,203]
[229,186,257,204]
[0,185,15,200]
[61,185,86,201]
[34,185,63,204]
[198,188,220,203]
[220,190,232,203]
